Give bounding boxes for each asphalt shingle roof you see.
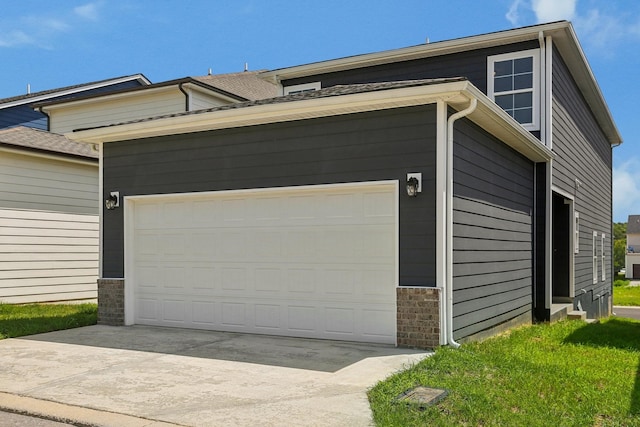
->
[79,78,466,132]
[194,70,279,101]
[0,74,147,106]
[0,126,98,159]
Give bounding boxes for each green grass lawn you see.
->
[369,319,640,427]
[614,281,640,306]
[0,303,97,340]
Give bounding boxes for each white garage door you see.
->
[126,182,397,344]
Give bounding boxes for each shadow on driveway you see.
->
[22,324,426,373]
[563,318,640,416]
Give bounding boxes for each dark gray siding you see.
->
[103,105,438,284]
[0,80,145,131]
[282,41,538,94]
[551,47,613,317]
[452,118,534,340]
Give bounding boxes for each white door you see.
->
[126,182,397,344]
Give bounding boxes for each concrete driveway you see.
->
[0,325,429,426]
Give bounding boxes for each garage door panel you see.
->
[130,183,397,344]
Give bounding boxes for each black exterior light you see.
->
[406,173,421,197]
[105,191,120,210]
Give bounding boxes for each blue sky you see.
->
[1,0,638,222]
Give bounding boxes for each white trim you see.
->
[0,146,97,166]
[601,233,606,282]
[123,180,400,335]
[574,211,580,254]
[538,32,546,146]
[436,100,447,345]
[487,48,541,131]
[70,81,553,162]
[545,36,553,149]
[593,231,598,284]
[98,144,104,278]
[0,75,150,110]
[283,81,321,95]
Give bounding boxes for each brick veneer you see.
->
[97,279,125,326]
[396,286,441,349]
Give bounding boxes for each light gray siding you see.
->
[0,151,98,215]
[452,118,534,340]
[551,47,612,316]
[0,208,98,303]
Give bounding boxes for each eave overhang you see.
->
[69,80,553,163]
[260,21,621,146]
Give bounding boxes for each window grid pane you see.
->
[491,54,535,126]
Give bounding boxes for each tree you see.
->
[613,222,627,274]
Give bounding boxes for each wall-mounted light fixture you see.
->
[105,191,120,210]
[406,173,422,197]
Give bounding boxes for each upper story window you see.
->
[283,82,321,95]
[487,49,540,131]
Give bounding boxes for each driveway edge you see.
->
[0,392,182,427]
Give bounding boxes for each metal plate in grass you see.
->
[396,386,448,409]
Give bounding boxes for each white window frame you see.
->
[601,233,606,281]
[574,212,580,254]
[283,81,321,95]
[487,49,540,131]
[592,231,598,284]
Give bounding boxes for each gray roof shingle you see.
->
[0,126,98,159]
[193,70,279,100]
[79,78,466,132]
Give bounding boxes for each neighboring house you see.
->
[626,215,640,279]
[0,127,99,303]
[0,72,277,304]
[0,75,149,304]
[70,21,620,348]
[0,74,150,131]
[36,71,278,135]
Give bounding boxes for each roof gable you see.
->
[0,74,151,110]
[260,21,621,146]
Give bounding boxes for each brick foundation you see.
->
[397,287,441,349]
[97,279,125,326]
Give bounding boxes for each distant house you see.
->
[0,127,99,303]
[70,21,619,348]
[626,215,640,279]
[0,75,149,303]
[0,72,277,304]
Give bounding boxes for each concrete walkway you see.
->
[0,325,429,426]
[613,305,640,320]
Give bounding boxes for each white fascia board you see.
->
[69,80,553,163]
[0,146,98,167]
[460,85,554,162]
[0,74,150,111]
[261,22,573,83]
[69,81,472,144]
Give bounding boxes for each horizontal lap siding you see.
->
[282,41,538,92]
[0,152,98,215]
[452,119,534,340]
[103,106,438,285]
[0,208,98,303]
[551,48,612,312]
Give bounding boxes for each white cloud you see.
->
[74,2,101,21]
[0,30,34,47]
[613,158,640,222]
[506,0,524,25]
[531,0,576,22]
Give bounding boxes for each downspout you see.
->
[178,82,190,112]
[446,97,477,348]
[38,107,51,132]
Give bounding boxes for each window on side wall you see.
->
[574,212,580,254]
[601,233,606,281]
[487,49,540,131]
[592,231,598,284]
[283,82,321,95]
